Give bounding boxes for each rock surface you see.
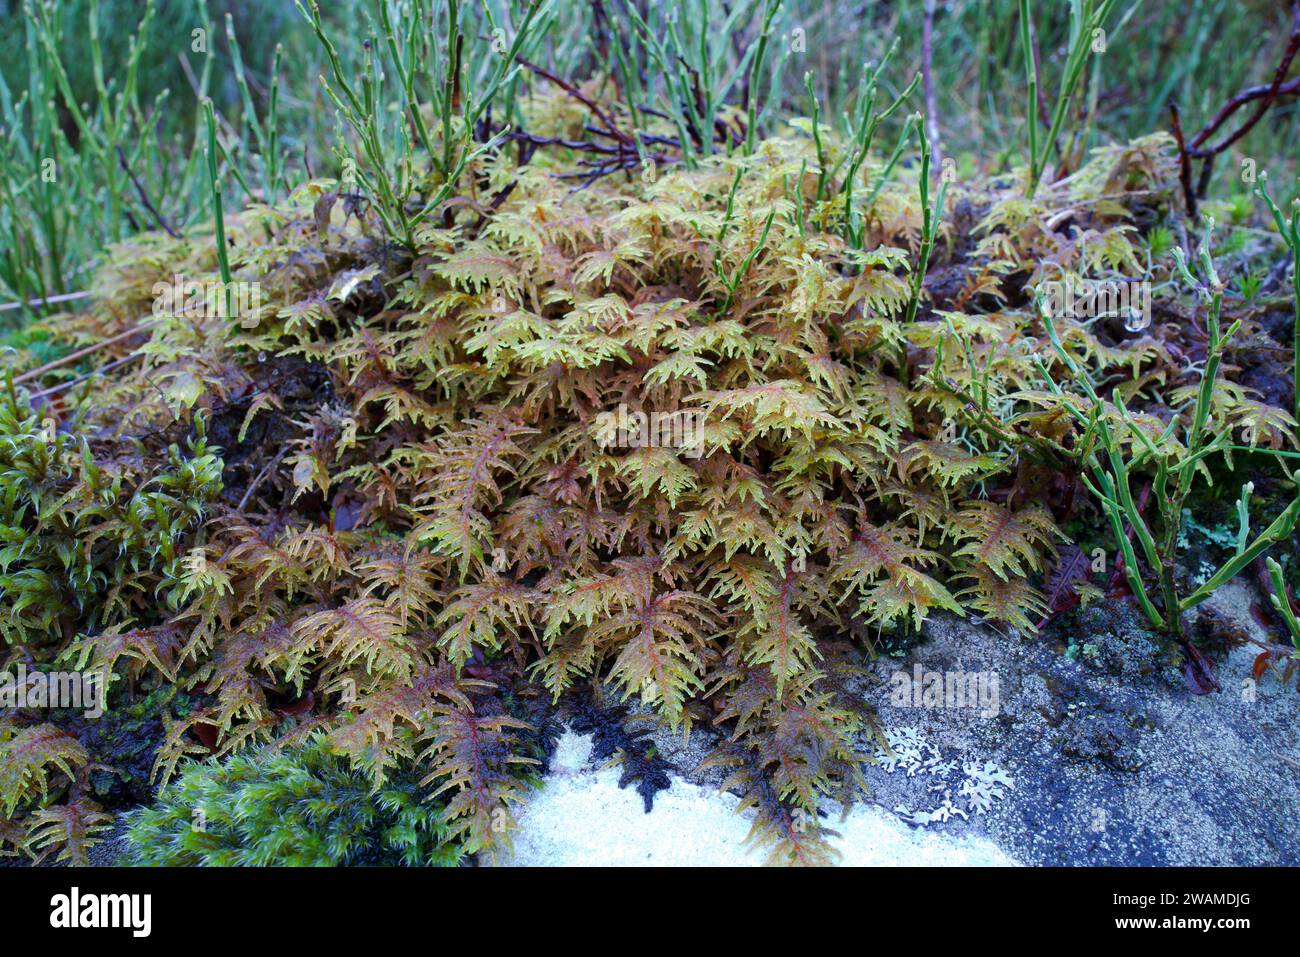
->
[499,581,1298,866]
[493,731,1018,867]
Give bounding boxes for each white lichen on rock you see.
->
[876,727,1015,822]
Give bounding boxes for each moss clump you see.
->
[0,382,223,651]
[122,734,463,867]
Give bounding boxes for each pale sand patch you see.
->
[492,731,1018,867]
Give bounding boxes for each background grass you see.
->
[1,0,1296,327]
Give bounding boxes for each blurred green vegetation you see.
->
[0,0,1296,326]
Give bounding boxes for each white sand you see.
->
[494,732,1018,866]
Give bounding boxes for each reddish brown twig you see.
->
[0,291,90,314]
[26,352,144,401]
[1169,3,1300,217]
[14,325,146,385]
[1168,100,1198,219]
[1187,3,1300,157]
[117,145,180,239]
[504,132,627,156]
[238,448,288,512]
[514,55,632,146]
